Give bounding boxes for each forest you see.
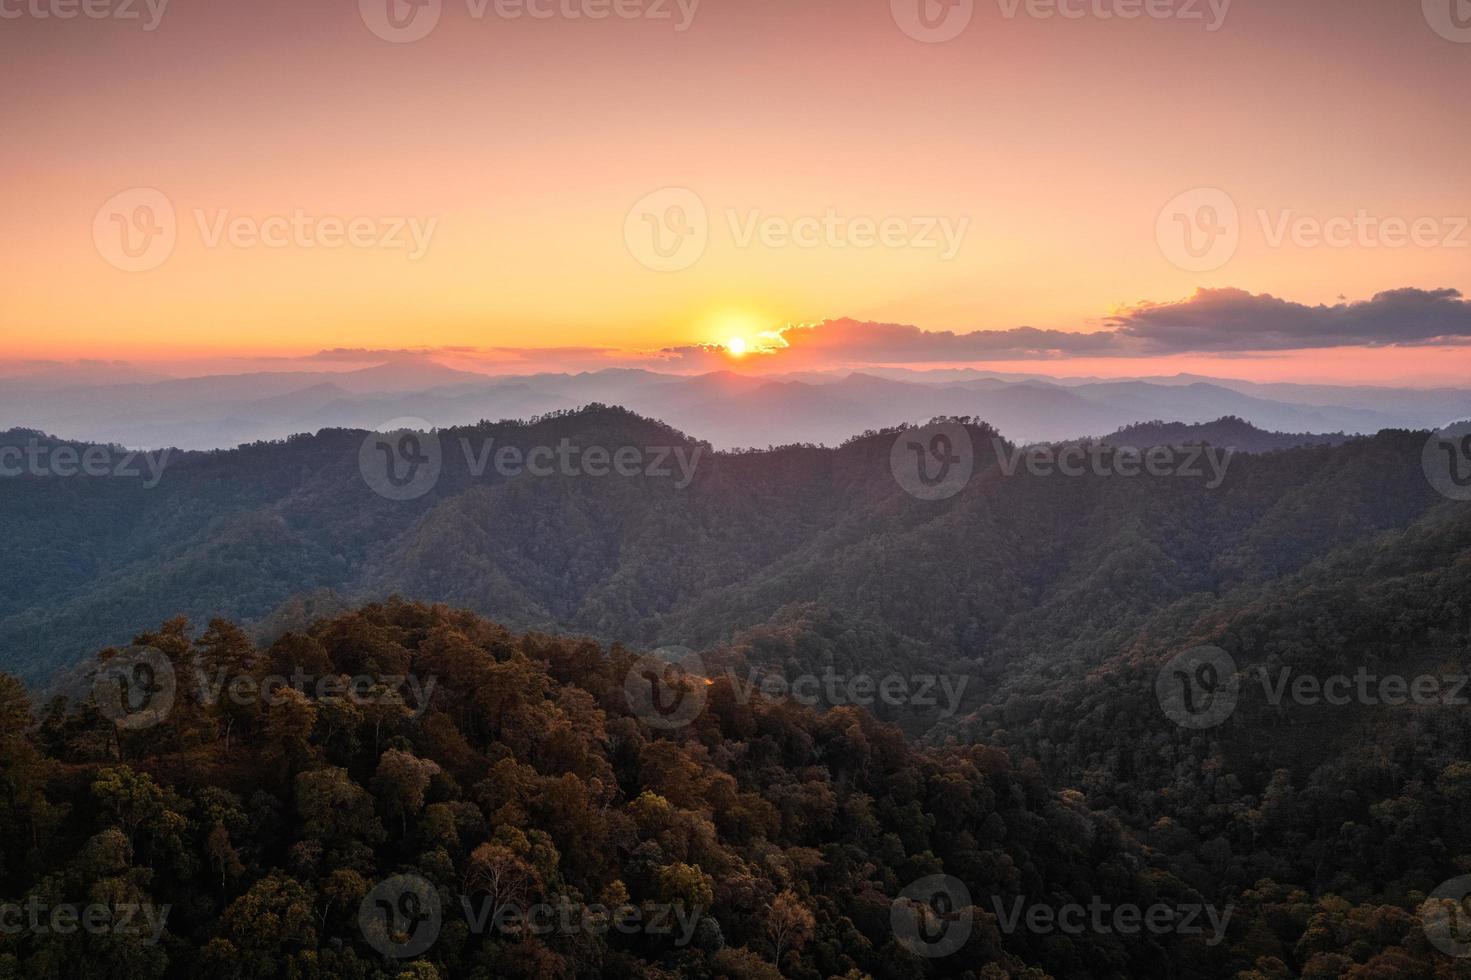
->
[4,411,1471,977]
[0,408,1449,691]
[0,596,1468,978]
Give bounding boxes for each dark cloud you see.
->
[1107,287,1471,352]
[188,286,1471,376]
[772,318,1125,361]
[483,346,622,359]
[648,344,743,371]
[658,287,1471,367]
[304,348,440,361]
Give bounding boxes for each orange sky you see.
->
[1,0,1468,382]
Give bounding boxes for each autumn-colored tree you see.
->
[373,747,442,834]
[222,872,318,973]
[765,888,816,964]
[464,842,542,926]
[295,767,386,853]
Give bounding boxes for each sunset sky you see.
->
[1,0,1468,383]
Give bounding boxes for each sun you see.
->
[725,337,748,357]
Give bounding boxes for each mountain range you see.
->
[5,358,1468,451]
[1,406,1459,701]
[6,397,1471,978]
[5,405,1471,977]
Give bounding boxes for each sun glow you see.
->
[725,337,749,357]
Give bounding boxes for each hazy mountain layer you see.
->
[4,361,1466,451]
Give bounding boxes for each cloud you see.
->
[302,348,443,362]
[645,344,747,372]
[53,286,1466,381]
[663,286,1471,368]
[1107,287,1471,352]
[769,318,1125,362]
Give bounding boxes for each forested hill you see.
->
[0,408,1453,689]
[0,598,1462,978]
[1101,416,1350,453]
[5,412,1471,977]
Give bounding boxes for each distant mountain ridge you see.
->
[4,361,1465,451]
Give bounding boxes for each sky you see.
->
[1,0,1469,384]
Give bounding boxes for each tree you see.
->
[295,767,385,852]
[206,820,245,890]
[262,687,319,771]
[765,889,815,963]
[373,748,442,835]
[222,873,317,974]
[463,843,541,927]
